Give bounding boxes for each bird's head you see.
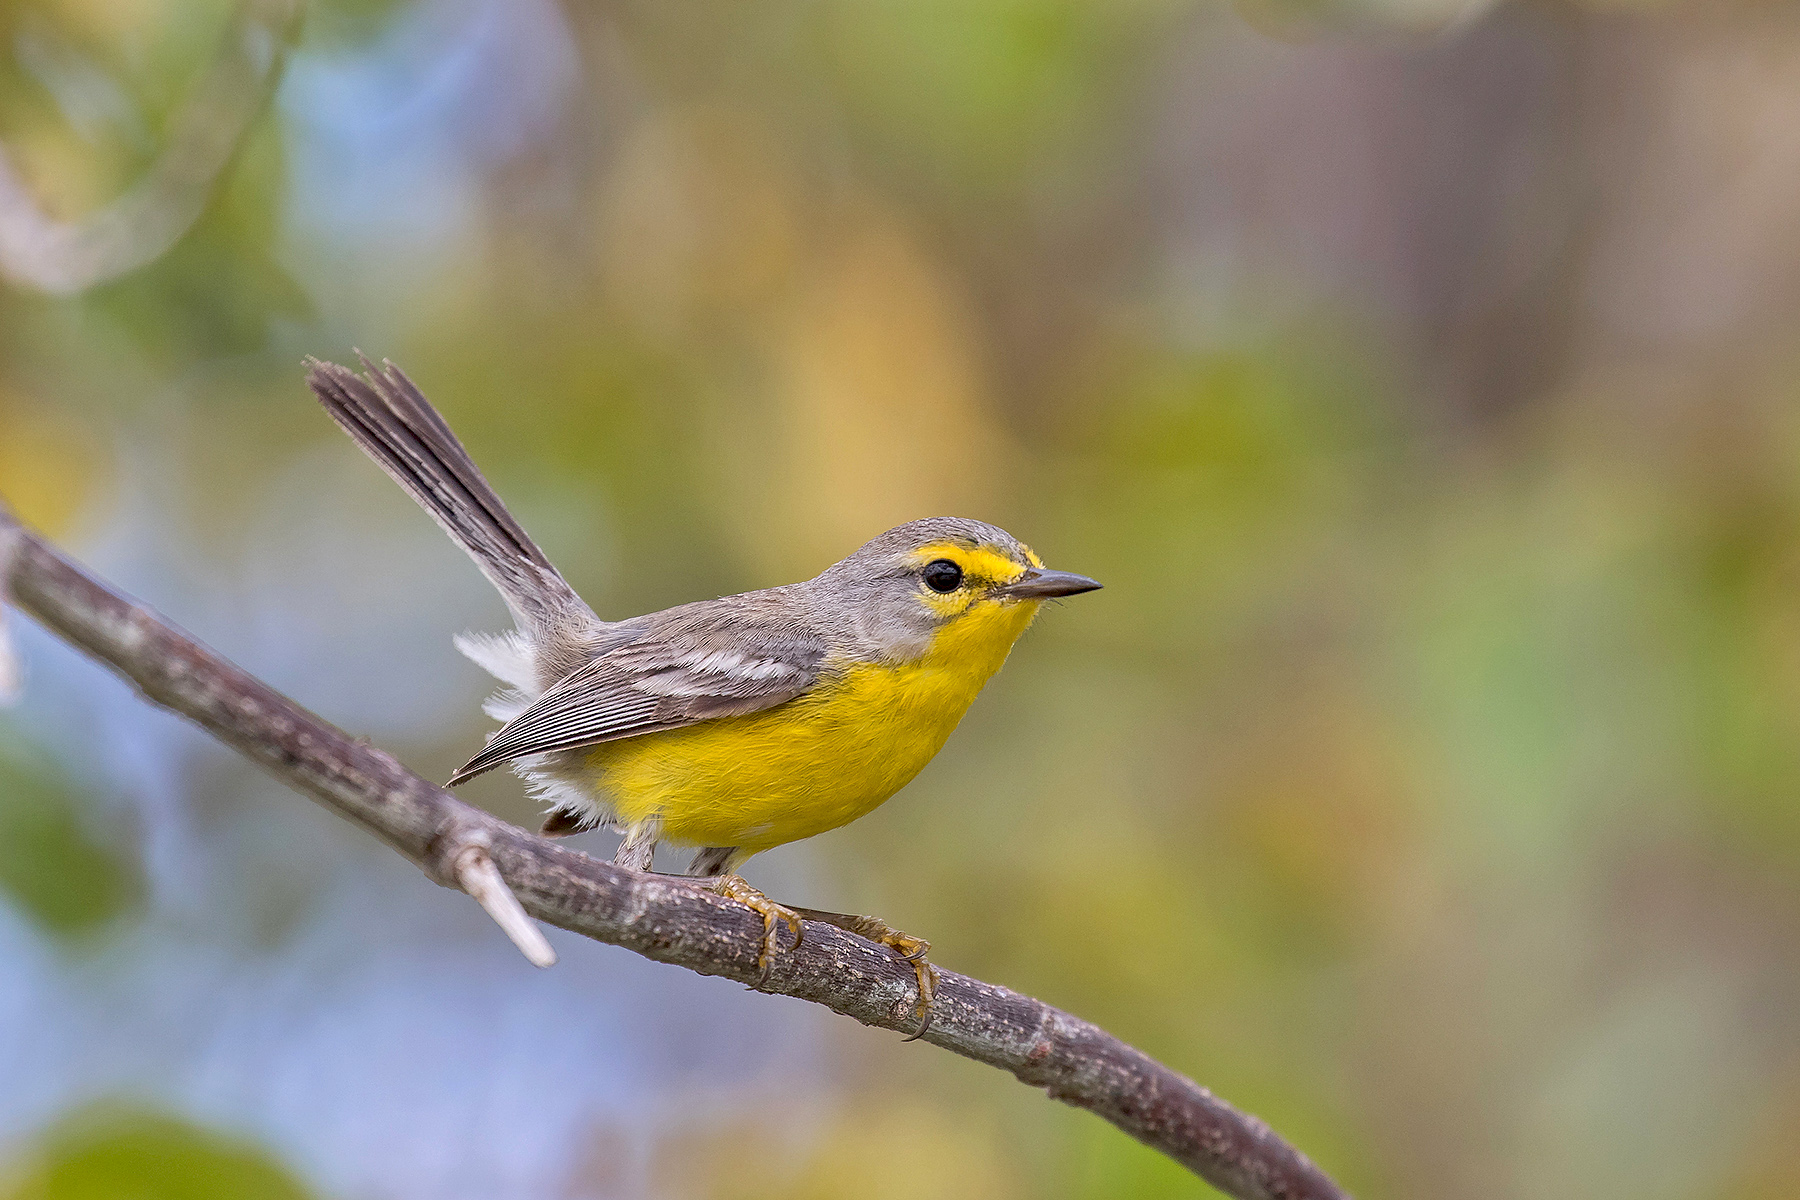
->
[817,517,1101,664]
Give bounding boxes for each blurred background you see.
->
[2,0,1799,1196]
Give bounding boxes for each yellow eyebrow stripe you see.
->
[905,543,1029,586]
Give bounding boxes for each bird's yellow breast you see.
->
[581,598,1041,853]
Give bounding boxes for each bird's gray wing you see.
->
[446,600,828,785]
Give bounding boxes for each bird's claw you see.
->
[708,874,804,985]
[699,881,938,1037]
[793,908,938,1040]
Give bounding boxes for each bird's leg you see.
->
[687,845,736,878]
[703,873,805,986]
[610,820,659,872]
[789,905,939,1040]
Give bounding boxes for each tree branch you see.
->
[0,501,1350,1200]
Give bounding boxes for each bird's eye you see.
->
[922,559,963,593]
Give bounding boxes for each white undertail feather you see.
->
[517,755,608,827]
[453,628,614,830]
[453,629,538,720]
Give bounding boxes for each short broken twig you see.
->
[433,824,557,969]
[0,499,1351,1200]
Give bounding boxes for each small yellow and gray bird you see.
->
[305,356,1099,1033]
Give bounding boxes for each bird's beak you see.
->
[996,568,1103,600]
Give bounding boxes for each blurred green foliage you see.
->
[1,1108,312,1200]
[0,737,138,937]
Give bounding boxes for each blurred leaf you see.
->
[0,735,139,937]
[2,1106,313,1200]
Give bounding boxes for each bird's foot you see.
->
[707,873,804,985]
[793,906,938,1041]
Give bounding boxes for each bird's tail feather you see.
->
[305,354,590,633]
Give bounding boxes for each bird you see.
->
[304,355,1100,1035]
